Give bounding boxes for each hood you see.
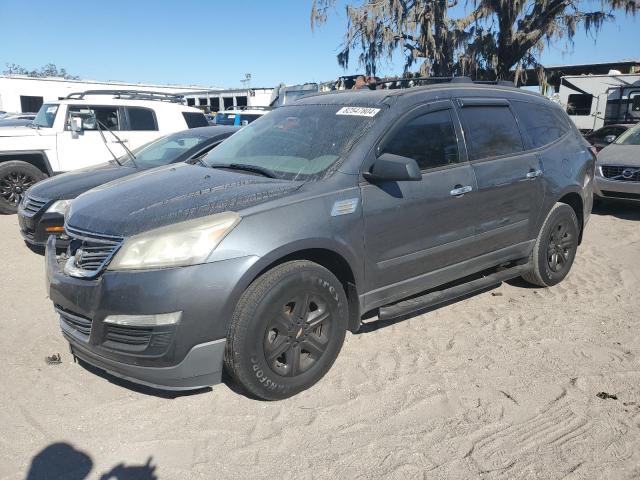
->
[0,125,41,137]
[597,144,640,167]
[67,163,302,236]
[27,162,139,201]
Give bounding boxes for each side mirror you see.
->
[604,134,617,144]
[363,153,422,182]
[69,116,83,133]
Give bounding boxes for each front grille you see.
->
[65,225,124,278]
[56,305,92,338]
[601,190,640,200]
[601,165,640,182]
[21,195,48,216]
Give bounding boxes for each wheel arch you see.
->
[557,190,585,244]
[0,151,53,176]
[238,242,362,333]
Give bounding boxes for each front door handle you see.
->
[526,169,543,179]
[450,185,473,197]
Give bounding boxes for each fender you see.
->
[0,150,53,175]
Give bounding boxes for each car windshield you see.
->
[202,104,380,181]
[121,131,212,168]
[614,124,640,145]
[33,103,59,128]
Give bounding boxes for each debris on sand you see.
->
[45,353,62,365]
[596,392,618,400]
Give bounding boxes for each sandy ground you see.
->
[1,203,639,480]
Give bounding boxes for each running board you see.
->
[377,264,530,321]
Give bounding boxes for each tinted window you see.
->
[382,109,459,170]
[127,107,157,131]
[566,94,592,116]
[67,105,120,130]
[459,106,523,159]
[512,101,569,148]
[124,131,211,168]
[182,112,208,128]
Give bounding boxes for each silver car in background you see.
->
[595,122,640,203]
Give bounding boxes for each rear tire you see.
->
[0,161,47,214]
[522,202,579,287]
[224,260,348,400]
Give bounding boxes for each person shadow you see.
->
[26,443,157,480]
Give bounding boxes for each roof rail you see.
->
[369,76,515,89]
[64,90,185,103]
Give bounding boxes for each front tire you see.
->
[522,202,579,287]
[0,161,47,214]
[224,260,348,400]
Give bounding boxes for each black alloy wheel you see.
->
[263,293,332,377]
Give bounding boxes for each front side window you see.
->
[33,103,58,128]
[614,123,640,145]
[67,105,120,130]
[126,107,157,131]
[512,101,569,148]
[459,106,524,160]
[382,109,460,170]
[203,104,379,181]
[566,94,593,116]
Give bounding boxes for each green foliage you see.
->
[311,0,638,80]
[3,63,79,80]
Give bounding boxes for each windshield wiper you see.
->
[208,163,276,178]
[96,119,137,168]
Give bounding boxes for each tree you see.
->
[311,0,638,81]
[2,63,79,80]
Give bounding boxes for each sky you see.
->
[0,0,638,89]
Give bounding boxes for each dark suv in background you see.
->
[45,79,595,400]
[18,126,237,251]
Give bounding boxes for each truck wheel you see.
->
[522,203,579,287]
[224,260,348,400]
[0,161,47,214]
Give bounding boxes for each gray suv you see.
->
[45,80,595,399]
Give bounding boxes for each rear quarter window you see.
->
[511,100,569,148]
[126,107,158,131]
[182,112,209,128]
[458,105,524,160]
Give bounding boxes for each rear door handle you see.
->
[526,169,543,179]
[450,185,473,197]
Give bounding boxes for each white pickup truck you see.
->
[0,90,209,213]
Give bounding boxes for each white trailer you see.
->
[558,72,640,132]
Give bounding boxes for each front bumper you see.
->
[594,175,640,202]
[18,208,68,249]
[45,236,259,390]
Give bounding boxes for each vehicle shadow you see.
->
[25,442,157,480]
[591,200,640,221]
[76,359,212,399]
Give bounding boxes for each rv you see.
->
[558,71,640,132]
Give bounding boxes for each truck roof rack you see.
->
[64,90,185,103]
[224,105,272,111]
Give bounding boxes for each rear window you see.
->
[127,107,157,131]
[459,106,524,160]
[511,101,569,148]
[182,112,208,128]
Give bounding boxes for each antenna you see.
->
[241,73,252,89]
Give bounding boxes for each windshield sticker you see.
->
[46,106,58,114]
[336,107,380,117]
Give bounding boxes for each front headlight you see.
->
[46,199,72,215]
[108,212,241,270]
